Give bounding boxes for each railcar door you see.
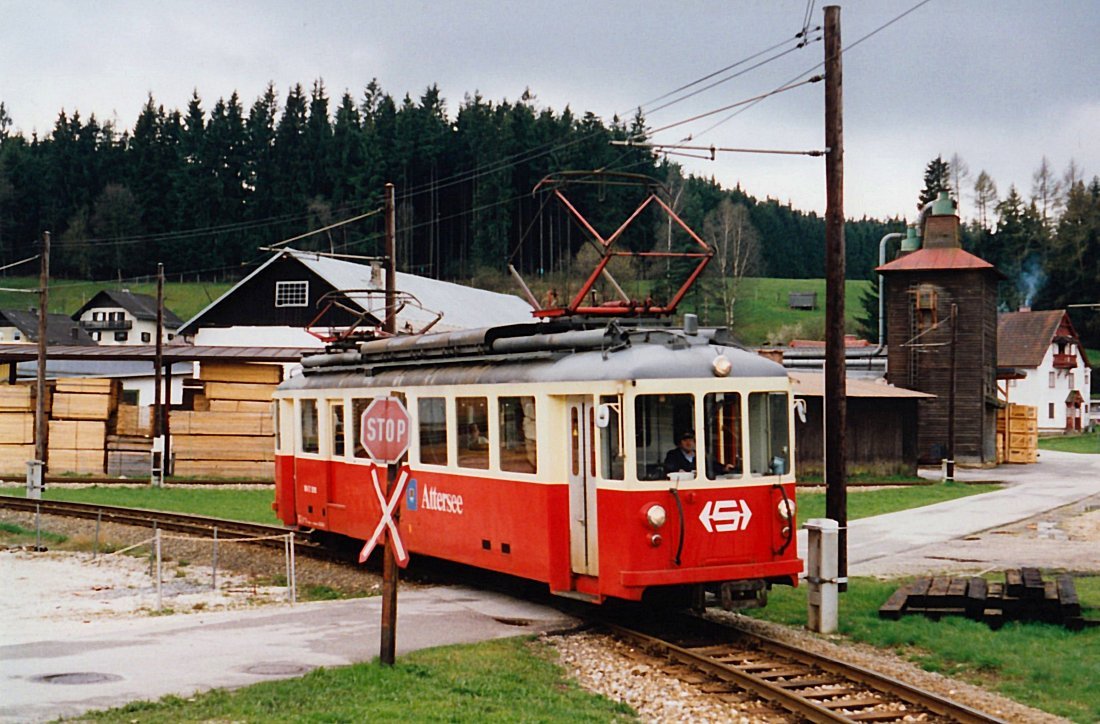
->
[566,397,598,576]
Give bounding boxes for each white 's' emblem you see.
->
[699,499,752,533]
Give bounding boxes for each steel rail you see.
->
[0,495,301,550]
[605,620,1006,724]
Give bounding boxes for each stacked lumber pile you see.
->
[0,384,40,475]
[108,404,153,477]
[170,362,280,479]
[997,404,1037,464]
[879,568,1094,630]
[48,378,118,475]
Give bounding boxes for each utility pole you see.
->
[152,263,165,487]
[380,182,399,666]
[823,5,847,590]
[946,304,958,481]
[28,231,50,500]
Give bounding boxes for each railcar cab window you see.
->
[299,398,319,454]
[599,395,623,480]
[457,397,489,469]
[748,392,790,476]
[418,397,448,466]
[635,393,694,480]
[351,398,371,458]
[704,392,742,479]
[499,396,536,474]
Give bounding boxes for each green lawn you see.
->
[749,576,1100,723]
[1038,430,1100,454]
[796,481,1000,525]
[0,276,233,321]
[81,637,633,722]
[3,486,279,525]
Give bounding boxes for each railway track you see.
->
[603,615,1005,723]
[0,494,321,555]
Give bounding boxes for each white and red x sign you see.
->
[358,465,410,567]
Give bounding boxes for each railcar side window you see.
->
[331,402,345,457]
[634,393,695,480]
[704,393,742,479]
[351,398,371,458]
[300,399,319,454]
[418,397,448,466]
[599,395,623,480]
[457,397,489,469]
[273,401,281,451]
[748,392,790,476]
[499,396,536,474]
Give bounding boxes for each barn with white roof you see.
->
[178,249,535,347]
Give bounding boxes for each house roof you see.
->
[180,249,534,336]
[998,309,1090,368]
[876,247,1001,275]
[788,371,933,399]
[71,290,184,327]
[0,309,98,345]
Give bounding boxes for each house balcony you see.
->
[80,319,132,331]
[1052,353,1077,369]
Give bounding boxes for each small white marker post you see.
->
[804,518,839,634]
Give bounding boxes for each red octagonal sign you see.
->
[359,397,411,464]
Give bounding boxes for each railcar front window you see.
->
[499,396,536,474]
[634,393,695,480]
[748,392,790,476]
[300,399,319,454]
[418,397,448,466]
[599,395,623,480]
[704,392,743,479]
[457,397,489,469]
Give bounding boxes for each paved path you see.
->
[797,450,1100,575]
[0,586,575,724]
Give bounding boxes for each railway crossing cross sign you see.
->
[359,397,411,464]
[358,465,410,568]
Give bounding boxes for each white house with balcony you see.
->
[998,309,1091,433]
[71,290,183,345]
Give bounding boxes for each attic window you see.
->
[275,281,309,307]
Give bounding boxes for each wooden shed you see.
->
[790,372,931,476]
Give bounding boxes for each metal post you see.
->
[34,502,41,551]
[805,518,839,633]
[155,527,163,610]
[94,511,101,559]
[384,183,397,333]
[823,4,848,592]
[945,304,958,481]
[212,526,218,590]
[32,231,50,497]
[288,532,297,605]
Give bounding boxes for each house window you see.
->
[141,332,151,343]
[114,331,129,342]
[1068,372,1075,388]
[93,311,104,321]
[1049,402,1055,419]
[1049,371,1056,388]
[275,281,309,307]
[13,332,21,341]
[1009,379,1017,388]
[91,332,101,342]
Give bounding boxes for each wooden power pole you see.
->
[823,4,848,589]
[30,231,50,499]
[380,181,399,666]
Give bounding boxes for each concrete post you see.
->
[25,460,43,500]
[804,518,839,633]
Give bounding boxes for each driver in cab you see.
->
[664,430,737,478]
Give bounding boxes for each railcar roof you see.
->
[280,320,785,390]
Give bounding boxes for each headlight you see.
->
[645,504,667,529]
[712,354,732,377]
[777,499,795,520]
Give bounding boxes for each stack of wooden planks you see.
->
[170,362,280,479]
[996,404,1037,464]
[0,384,39,475]
[48,378,118,475]
[879,568,1092,630]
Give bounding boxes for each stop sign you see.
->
[360,397,411,463]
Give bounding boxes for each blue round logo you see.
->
[405,478,418,511]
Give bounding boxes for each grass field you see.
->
[1038,430,1100,454]
[3,486,280,525]
[81,637,633,723]
[0,275,233,321]
[795,481,1000,525]
[749,576,1100,722]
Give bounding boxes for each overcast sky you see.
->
[2,0,1097,221]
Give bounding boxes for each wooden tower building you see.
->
[878,193,1003,464]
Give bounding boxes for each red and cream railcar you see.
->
[273,319,801,605]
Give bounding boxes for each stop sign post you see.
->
[360,396,410,666]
